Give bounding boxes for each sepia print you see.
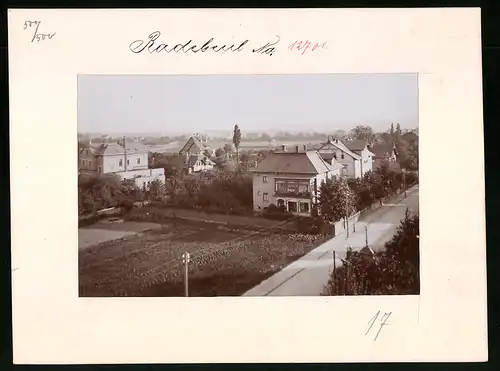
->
[78,73,419,297]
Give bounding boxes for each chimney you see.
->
[123,136,127,171]
[327,136,332,143]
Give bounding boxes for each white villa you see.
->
[79,137,165,188]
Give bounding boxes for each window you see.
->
[298,183,309,193]
[89,161,92,167]
[263,176,268,183]
[275,179,310,194]
[263,193,269,202]
[299,202,310,213]
[341,152,345,159]
[127,160,130,165]
[137,158,140,164]
[119,159,123,166]
[98,166,102,173]
[288,201,297,213]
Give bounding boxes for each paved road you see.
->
[243,185,419,296]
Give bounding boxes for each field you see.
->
[79,220,328,297]
[144,139,320,153]
[79,222,162,250]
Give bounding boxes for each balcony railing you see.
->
[274,190,312,198]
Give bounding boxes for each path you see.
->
[243,185,419,296]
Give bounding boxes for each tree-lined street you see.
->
[243,185,419,296]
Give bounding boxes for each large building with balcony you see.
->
[250,145,341,216]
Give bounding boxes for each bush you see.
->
[295,216,333,235]
[323,210,419,296]
[263,204,294,221]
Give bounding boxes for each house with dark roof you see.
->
[179,134,216,157]
[317,137,372,178]
[343,138,375,175]
[250,145,340,216]
[368,143,398,170]
[78,137,165,188]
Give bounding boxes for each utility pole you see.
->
[365,225,369,248]
[182,252,190,297]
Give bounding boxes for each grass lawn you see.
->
[79,220,328,297]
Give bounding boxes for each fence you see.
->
[330,180,419,237]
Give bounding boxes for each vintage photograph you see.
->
[78,73,419,297]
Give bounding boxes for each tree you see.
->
[318,176,357,223]
[395,123,402,137]
[333,129,347,140]
[233,125,242,164]
[390,123,395,138]
[323,209,419,296]
[215,147,224,158]
[349,125,375,142]
[147,179,164,201]
[239,153,250,171]
[223,143,233,155]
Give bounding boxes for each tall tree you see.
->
[233,125,242,164]
[395,123,402,137]
[349,125,375,142]
[390,123,395,138]
[318,176,357,223]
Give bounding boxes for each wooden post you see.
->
[182,252,190,297]
[365,225,369,248]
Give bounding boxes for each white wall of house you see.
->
[192,161,214,173]
[101,152,148,174]
[358,148,373,175]
[116,168,165,188]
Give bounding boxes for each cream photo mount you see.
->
[8,8,486,364]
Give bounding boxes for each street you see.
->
[243,185,419,296]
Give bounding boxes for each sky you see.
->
[78,73,418,135]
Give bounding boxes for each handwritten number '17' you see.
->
[23,21,56,43]
[365,310,392,341]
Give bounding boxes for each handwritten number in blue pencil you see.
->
[365,310,392,341]
[23,21,56,43]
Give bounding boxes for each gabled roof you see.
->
[370,144,395,158]
[186,154,215,167]
[252,150,334,175]
[317,139,362,160]
[343,139,367,152]
[83,141,148,156]
[180,136,211,154]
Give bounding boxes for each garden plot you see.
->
[79,221,328,297]
[78,221,162,250]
